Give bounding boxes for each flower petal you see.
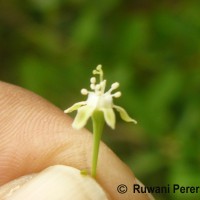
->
[64,101,86,113]
[113,105,137,124]
[72,105,94,129]
[101,108,116,129]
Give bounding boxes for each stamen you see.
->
[90,77,96,84]
[111,82,120,90]
[81,89,88,95]
[113,91,121,98]
[90,84,95,90]
[107,82,119,94]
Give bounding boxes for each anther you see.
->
[81,89,88,95]
[113,91,121,98]
[90,84,95,90]
[90,77,96,84]
[111,82,120,90]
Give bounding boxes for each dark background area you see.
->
[0,1,200,199]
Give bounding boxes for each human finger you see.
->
[0,81,153,200]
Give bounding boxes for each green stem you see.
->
[91,111,104,177]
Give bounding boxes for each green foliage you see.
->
[1,1,200,199]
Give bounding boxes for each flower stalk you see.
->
[91,111,104,177]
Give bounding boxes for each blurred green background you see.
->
[0,0,200,199]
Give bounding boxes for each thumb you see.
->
[0,165,109,200]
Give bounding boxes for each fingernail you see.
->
[6,165,109,200]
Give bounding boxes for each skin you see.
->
[0,81,152,200]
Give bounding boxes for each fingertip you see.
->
[0,166,109,200]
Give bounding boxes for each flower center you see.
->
[80,65,121,109]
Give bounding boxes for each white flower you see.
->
[64,65,137,129]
